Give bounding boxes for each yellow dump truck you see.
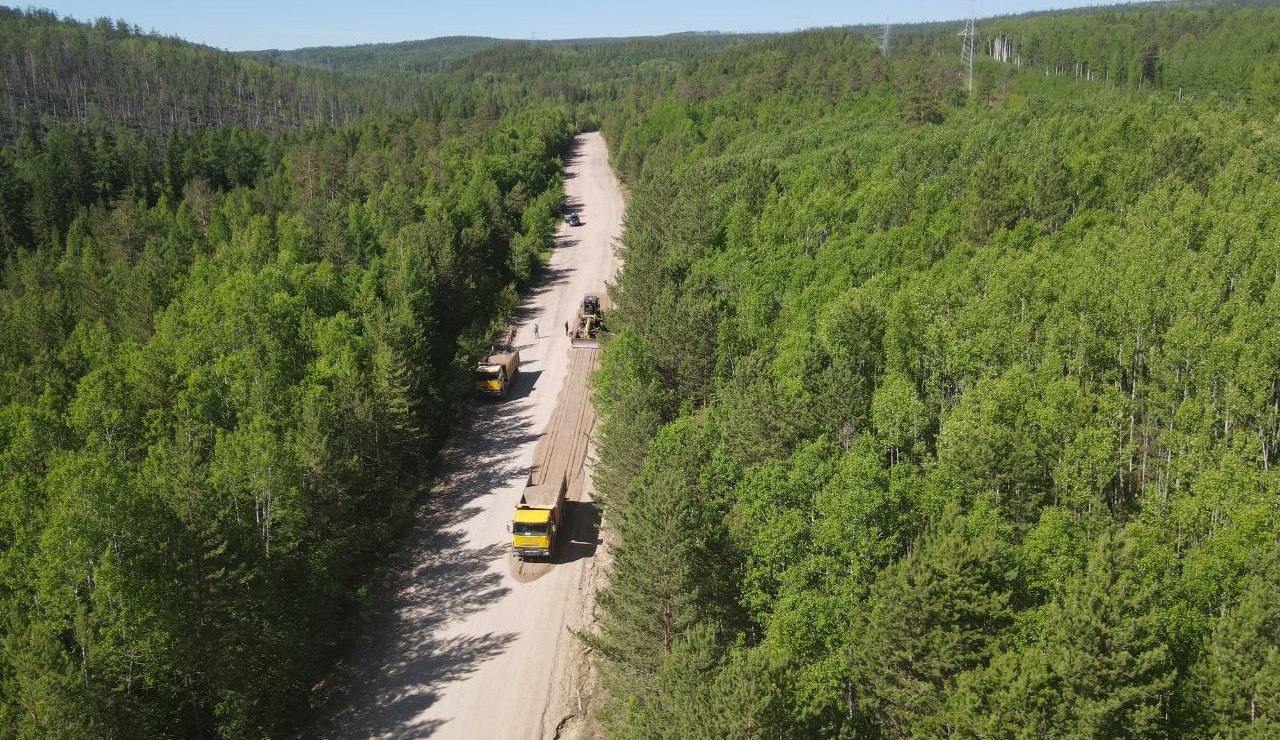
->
[473,349,520,399]
[510,473,567,559]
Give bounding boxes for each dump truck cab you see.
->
[512,507,555,556]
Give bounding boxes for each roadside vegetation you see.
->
[589,4,1280,737]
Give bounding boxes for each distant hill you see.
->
[250,36,508,74]
[0,6,393,140]
[248,32,769,77]
[243,31,773,128]
[0,6,773,141]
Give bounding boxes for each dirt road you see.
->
[329,132,622,739]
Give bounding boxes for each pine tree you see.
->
[1192,554,1280,738]
[849,502,1015,738]
[606,623,792,740]
[589,455,717,740]
[936,529,1175,739]
[704,643,792,740]
[589,467,700,676]
[1048,530,1174,738]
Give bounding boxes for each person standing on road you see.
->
[533,323,540,340]
[564,321,570,336]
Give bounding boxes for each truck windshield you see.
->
[474,369,500,382]
[513,523,547,537]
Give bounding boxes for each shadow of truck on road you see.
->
[556,499,600,565]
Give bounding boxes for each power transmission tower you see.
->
[959,0,976,94]
[879,19,891,56]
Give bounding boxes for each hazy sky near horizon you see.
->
[36,1,1133,51]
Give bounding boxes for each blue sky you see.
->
[37,1,1131,51]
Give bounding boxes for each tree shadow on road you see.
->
[522,266,572,304]
[562,143,583,175]
[324,387,541,736]
[327,539,518,738]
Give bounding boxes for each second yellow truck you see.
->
[473,349,520,399]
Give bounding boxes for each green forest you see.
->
[590,8,1280,740]
[0,1,1278,737]
[0,10,580,734]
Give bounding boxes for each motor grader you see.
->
[569,294,608,349]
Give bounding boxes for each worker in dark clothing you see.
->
[565,321,570,336]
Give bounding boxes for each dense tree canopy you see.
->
[3,0,1280,736]
[0,94,573,734]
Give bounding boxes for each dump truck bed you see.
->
[519,483,564,510]
[487,351,518,367]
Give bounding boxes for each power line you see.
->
[960,0,976,95]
